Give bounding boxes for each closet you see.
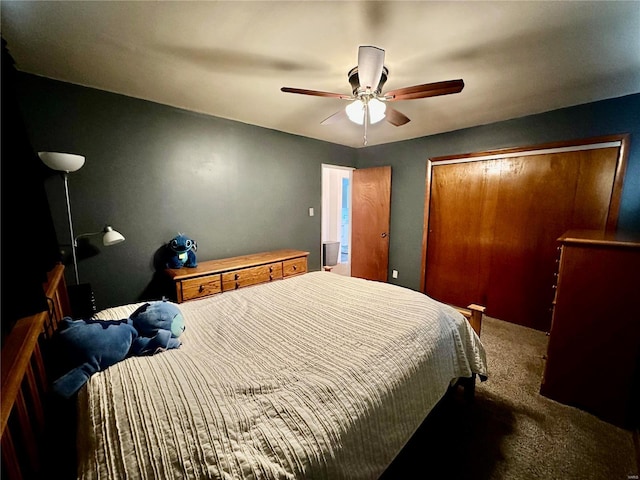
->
[420,135,629,331]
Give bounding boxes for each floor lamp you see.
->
[39,152,125,316]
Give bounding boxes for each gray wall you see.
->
[356,93,640,291]
[16,73,639,310]
[17,73,355,310]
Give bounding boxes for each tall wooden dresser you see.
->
[540,229,640,429]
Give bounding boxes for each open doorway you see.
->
[321,164,353,276]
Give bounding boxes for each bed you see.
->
[2,265,487,479]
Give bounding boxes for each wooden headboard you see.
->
[1,263,70,479]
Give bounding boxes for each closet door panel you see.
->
[571,147,619,227]
[487,153,578,329]
[426,159,499,307]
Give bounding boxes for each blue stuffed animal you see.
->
[166,233,197,268]
[51,299,185,399]
[128,301,185,355]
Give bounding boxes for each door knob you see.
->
[381,232,388,238]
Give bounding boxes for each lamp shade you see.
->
[102,226,125,246]
[345,99,386,125]
[38,152,85,172]
[346,100,365,125]
[368,98,386,124]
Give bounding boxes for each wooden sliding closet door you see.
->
[422,136,627,331]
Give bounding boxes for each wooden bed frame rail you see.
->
[1,264,70,480]
[455,303,486,337]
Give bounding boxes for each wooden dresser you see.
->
[165,249,309,303]
[540,229,640,429]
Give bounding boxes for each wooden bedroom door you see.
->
[422,135,628,331]
[351,166,391,282]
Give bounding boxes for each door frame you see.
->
[321,164,354,272]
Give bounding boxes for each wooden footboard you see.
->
[1,264,70,480]
[452,303,486,399]
[455,303,486,337]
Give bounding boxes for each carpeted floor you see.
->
[381,316,639,480]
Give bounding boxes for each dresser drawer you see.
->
[180,274,222,301]
[283,256,307,277]
[222,262,283,291]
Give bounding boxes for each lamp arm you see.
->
[73,230,104,247]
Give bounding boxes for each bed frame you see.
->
[1,263,70,480]
[455,303,485,337]
[0,264,483,479]
[452,303,486,399]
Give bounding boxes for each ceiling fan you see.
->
[281,45,464,145]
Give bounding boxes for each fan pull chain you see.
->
[363,103,369,146]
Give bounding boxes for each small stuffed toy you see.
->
[166,233,197,268]
[51,299,185,399]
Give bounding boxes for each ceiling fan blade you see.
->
[385,79,464,101]
[384,106,410,126]
[281,87,352,99]
[357,46,385,91]
[320,109,349,125]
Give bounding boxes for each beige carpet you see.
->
[381,316,639,479]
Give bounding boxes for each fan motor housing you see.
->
[348,66,388,96]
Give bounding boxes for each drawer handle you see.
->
[235,273,240,280]
[235,282,239,289]
[269,266,273,273]
[292,265,297,271]
[199,285,204,293]
[269,274,273,281]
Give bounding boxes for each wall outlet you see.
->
[392,270,398,279]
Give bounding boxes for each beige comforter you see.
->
[77,271,487,479]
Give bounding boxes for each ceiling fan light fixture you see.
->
[345,98,386,125]
[346,99,365,125]
[368,98,386,124]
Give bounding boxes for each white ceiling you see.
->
[1,1,639,148]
